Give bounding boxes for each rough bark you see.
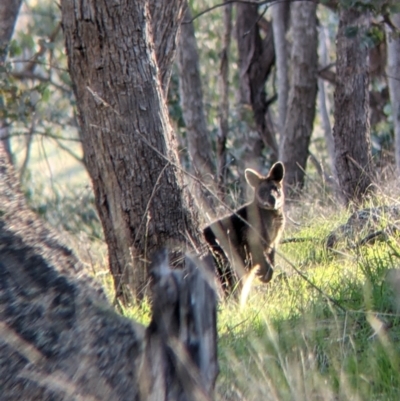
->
[149,0,186,95]
[236,2,277,160]
[279,1,318,195]
[332,7,374,205]
[0,0,21,62]
[60,0,203,303]
[0,149,218,400]
[177,4,217,211]
[217,1,232,195]
[0,0,22,163]
[271,0,290,136]
[386,13,400,171]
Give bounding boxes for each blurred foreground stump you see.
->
[0,146,218,401]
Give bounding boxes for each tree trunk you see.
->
[149,0,186,95]
[271,1,290,136]
[177,4,217,211]
[217,1,232,196]
[332,7,374,205]
[0,0,22,163]
[0,0,21,62]
[60,0,203,303]
[318,24,337,181]
[386,13,400,171]
[236,2,277,160]
[0,149,218,400]
[279,1,318,195]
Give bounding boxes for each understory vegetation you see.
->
[25,150,400,400]
[5,0,400,401]
[216,210,400,401]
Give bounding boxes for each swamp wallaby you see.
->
[204,162,285,294]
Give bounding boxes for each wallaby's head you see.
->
[245,162,285,210]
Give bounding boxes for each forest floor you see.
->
[214,197,400,401]
[68,182,400,401]
[15,137,400,400]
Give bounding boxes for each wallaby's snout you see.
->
[256,182,283,210]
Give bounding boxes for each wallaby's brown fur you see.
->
[204,162,285,294]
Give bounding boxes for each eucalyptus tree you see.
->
[386,12,400,171]
[61,0,204,303]
[332,5,374,205]
[279,0,318,195]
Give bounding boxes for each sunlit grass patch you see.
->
[12,127,400,400]
[216,218,400,400]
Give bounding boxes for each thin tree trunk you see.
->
[177,4,217,211]
[61,0,203,303]
[318,24,337,180]
[217,1,232,196]
[279,1,318,195]
[236,2,277,160]
[0,0,23,164]
[332,7,374,205]
[271,0,290,136]
[386,13,400,171]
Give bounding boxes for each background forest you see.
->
[2,0,400,400]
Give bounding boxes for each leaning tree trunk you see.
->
[332,7,374,205]
[0,145,218,400]
[0,0,22,163]
[386,13,400,171]
[0,0,22,68]
[177,4,217,212]
[236,2,277,161]
[279,1,318,196]
[61,0,203,303]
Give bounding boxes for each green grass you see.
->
[13,134,400,400]
[216,215,400,401]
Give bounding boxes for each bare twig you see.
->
[51,137,83,163]
[183,0,321,25]
[23,23,61,73]
[19,115,36,180]
[0,130,81,142]
[10,71,70,94]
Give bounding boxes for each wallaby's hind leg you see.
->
[251,247,274,284]
[203,226,239,294]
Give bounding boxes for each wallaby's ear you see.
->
[245,168,262,188]
[268,162,285,182]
